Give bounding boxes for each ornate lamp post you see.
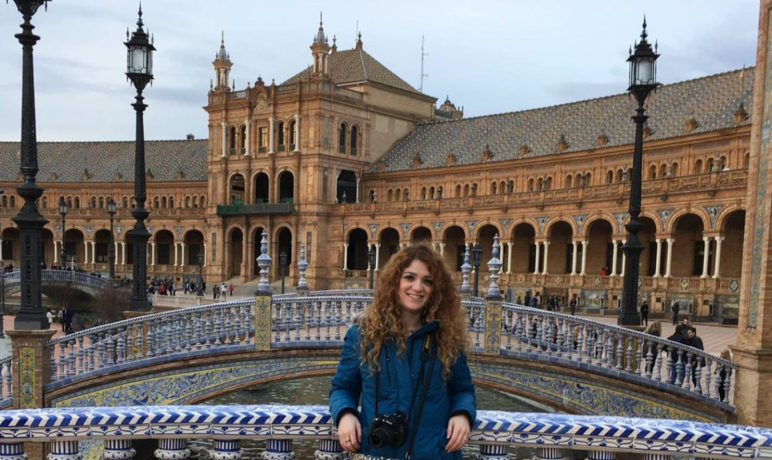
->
[279,251,288,294]
[58,197,67,267]
[9,0,51,329]
[471,243,482,297]
[367,244,376,290]
[620,18,659,326]
[107,198,116,281]
[196,254,204,296]
[124,6,155,311]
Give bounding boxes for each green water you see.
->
[190,375,550,459]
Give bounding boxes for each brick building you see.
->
[0,20,751,321]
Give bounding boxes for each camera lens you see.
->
[368,426,390,448]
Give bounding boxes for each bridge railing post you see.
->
[483,234,503,355]
[255,230,273,351]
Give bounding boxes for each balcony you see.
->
[216,202,294,216]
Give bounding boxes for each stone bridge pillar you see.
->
[733,0,772,427]
[7,329,55,460]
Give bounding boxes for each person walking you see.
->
[569,297,577,316]
[671,300,680,325]
[330,245,476,459]
[640,301,649,326]
[62,307,74,334]
[228,282,234,296]
[684,326,705,387]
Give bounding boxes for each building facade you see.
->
[0,21,751,321]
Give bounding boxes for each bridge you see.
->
[0,293,732,419]
[0,404,768,460]
[1,269,110,296]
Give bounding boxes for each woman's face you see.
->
[397,259,433,315]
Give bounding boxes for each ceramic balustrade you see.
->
[0,405,766,460]
[498,302,735,403]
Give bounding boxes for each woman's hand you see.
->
[445,414,471,452]
[337,412,362,452]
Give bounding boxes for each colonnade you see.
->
[48,241,207,267]
[340,234,728,279]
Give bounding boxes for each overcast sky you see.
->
[0,0,759,142]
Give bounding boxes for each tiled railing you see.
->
[1,269,108,290]
[0,405,768,460]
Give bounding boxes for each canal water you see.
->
[191,375,553,459]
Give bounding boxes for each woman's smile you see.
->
[398,259,433,315]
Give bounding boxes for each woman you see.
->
[330,245,476,459]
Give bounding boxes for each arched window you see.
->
[464,184,470,196]
[720,155,727,170]
[606,170,613,184]
[695,159,703,174]
[744,153,750,169]
[192,196,198,208]
[566,175,573,188]
[660,163,667,177]
[350,125,358,155]
[395,189,401,201]
[288,120,296,149]
[421,187,427,200]
[200,196,206,208]
[170,197,175,208]
[42,196,48,208]
[229,126,236,155]
[185,196,190,208]
[672,162,679,176]
[500,181,505,193]
[455,185,462,197]
[403,188,409,201]
[277,122,285,151]
[527,179,534,192]
[491,182,497,194]
[161,196,167,209]
[507,180,514,193]
[616,169,624,183]
[537,177,544,191]
[339,122,348,154]
[10,196,15,208]
[706,157,715,173]
[471,183,478,196]
[90,197,97,209]
[153,197,160,208]
[387,189,393,201]
[429,186,435,199]
[123,197,128,209]
[546,177,552,189]
[1,196,6,207]
[649,165,657,179]
[239,125,246,154]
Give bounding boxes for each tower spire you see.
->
[310,14,331,75]
[213,31,233,91]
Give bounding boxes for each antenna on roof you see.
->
[420,34,429,92]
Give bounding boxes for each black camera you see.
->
[367,411,408,448]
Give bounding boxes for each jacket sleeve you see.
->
[329,325,363,426]
[447,351,477,426]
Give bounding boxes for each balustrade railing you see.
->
[0,291,735,410]
[1,269,107,289]
[0,404,768,460]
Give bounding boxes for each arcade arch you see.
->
[346,228,368,270]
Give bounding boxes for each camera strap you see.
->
[404,331,436,460]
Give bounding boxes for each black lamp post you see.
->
[471,243,482,297]
[9,0,51,329]
[620,18,659,326]
[279,251,288,294]
[58,197,67,268]
[367,244,376,290]
[196,253,204,296]
[107,198,116,281]
[125,6,155,311]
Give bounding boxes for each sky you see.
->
[0,0,760,142]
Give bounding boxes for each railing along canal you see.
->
[0,405,769,460]
[1,269,108,289]
[33,294,734,408]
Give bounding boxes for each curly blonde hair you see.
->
[359,245,469,377]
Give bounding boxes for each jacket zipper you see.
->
[384,346,392,385]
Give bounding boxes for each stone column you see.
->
[244,118,251,156]
[438,242,445,256]
[653,238,662,278]
[620,239,627,277]
[611,239,619,276]
[150,242,156,266]
[173,243,179,267]
[114,242,120,265]
[0,239,3,261]
[533,241,541,275]
[570,240,578,275]
[203,243,207,266]
[91,241,96,264]
[580,240,588,275]
[53,241,59,264]
[731,0,772,427]
[506,242,513,274]
[268,116,275,154]
[83,241,89,266]
[294,114,301,152]
[664,238,674,278]
[343,243,349,270]
[7,329,55,460]
[180,243,186,267]
[356,178,361,203]
[541,241,550,275]
[122,242,127,266]
[701,236,712,278]
[221,121,227,157]
[712,236,724,278]
[374,243,381,271]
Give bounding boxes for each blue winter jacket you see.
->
[329,322,477,459]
